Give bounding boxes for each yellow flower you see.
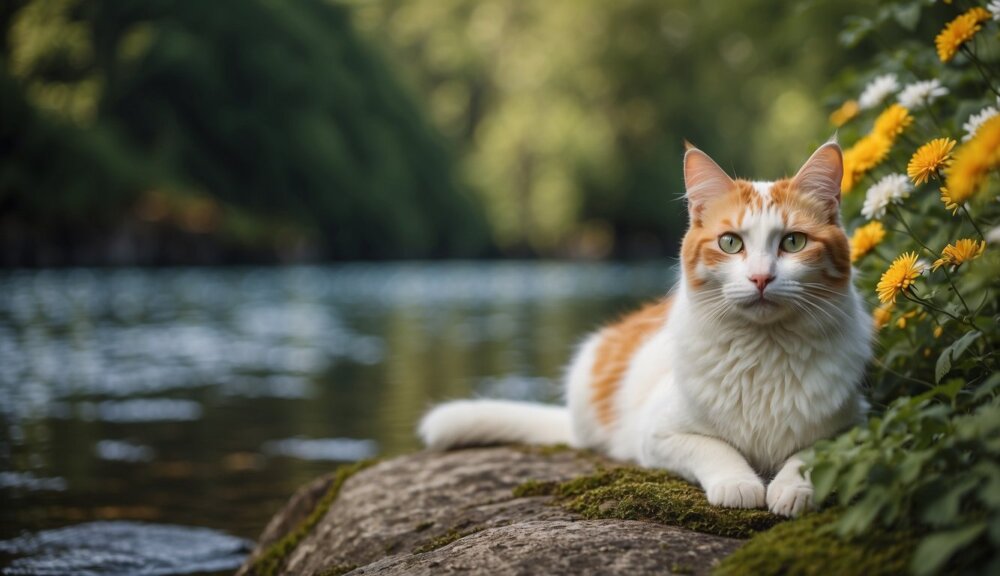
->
[944,115,1000,208]
[907,138,956,185]
[896,309,918,329]
[873,104,913,139]
[939,187,960,214]
[935,8,991,62]
[842,168,859,194]
[873,303,893,330]
[933,325,943,338]
[830,100,860,127]
[932,238,986,271]
[895,309,924,329]
[877,252,923,304]
[842,134,892,193]
[849,221,886,262]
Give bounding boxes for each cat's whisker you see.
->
[790,295,850,339]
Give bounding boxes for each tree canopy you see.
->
[1,0,488,265]
[3,0,877,264]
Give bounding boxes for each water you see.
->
[0,262,675,574]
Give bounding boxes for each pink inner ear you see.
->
[684,149,735,213]
[793,142,843,206]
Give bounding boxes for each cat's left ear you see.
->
[792,141,843,216]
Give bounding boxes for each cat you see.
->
[419,141,872,517]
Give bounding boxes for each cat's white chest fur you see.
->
[659,294,867,475]
[582,284,871,478]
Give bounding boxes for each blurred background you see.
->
[0,0,872,573]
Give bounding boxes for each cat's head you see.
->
[679,142,851,324]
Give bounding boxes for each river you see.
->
[0,262,674,574]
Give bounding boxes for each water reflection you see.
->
[0,262,674,572]
[0,521,252,576]
[261,437,378,462]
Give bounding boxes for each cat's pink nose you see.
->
[749,274,774,293]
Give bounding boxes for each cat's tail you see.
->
[418,400,572,450]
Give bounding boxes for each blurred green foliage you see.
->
[3,0,876,264]
[1,0,487,264]
[354,0,869,256]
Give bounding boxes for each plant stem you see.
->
[925,104,946,133]
[961,45,1000,98]
[890,206,938,259]
[960,204,985,240]
[940,266,973,317]
[872,357,937,389]
[903,291,961,324]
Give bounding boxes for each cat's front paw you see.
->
[705,475,766,509]
[766,477,813,517]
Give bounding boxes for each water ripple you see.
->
[0,521,252,576]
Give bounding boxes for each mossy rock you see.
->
[237,446,747,575]
[516,465,784,539]
[713,509,918,576]
[249,460,377,576]
[237,446,921,575]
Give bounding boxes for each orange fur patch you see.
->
[590,298,672,426]
[681,177,850,290]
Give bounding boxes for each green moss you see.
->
[713,509,917,576]
[413,527,484,554]
[414,520,435,532]
[670,562,695,575]
[511,479,559,498]
[250,459,377,576]
[511,443,575,456]
[515,466,783,539]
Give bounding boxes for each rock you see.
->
[237,446,745,576]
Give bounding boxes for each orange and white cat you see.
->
[419,142,872,517]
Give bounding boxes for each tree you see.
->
[1,0,489,265]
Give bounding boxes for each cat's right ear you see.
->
[684,147,736,220]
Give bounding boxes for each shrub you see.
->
[804,2,999,574]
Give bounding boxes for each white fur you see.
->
[418,145,871,518]
[419,399,571,450]
[751,180,773,200]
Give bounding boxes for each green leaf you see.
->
[911,523,986,576]
[936,331,981,383]
[891,3,921,30]
[951,330,982,361]
[898,449,932,484]
[809,461,837,503]
[839,16,874,47]
[972,372,1000,400]
[920,476,978,527]
[840,457,876,505]
[974,461,1000,507]
[944,302,965,319]
[836,491,885,536]
[935,352,951,384]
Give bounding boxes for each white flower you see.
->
[962,99,1000,142]
[897,79,948,110]
[862,173,912,220]
[859,74,899,110]
[918,259,933,277]
[989,0,1000,21]
[987,225,1000,245]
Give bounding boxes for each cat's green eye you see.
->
[781,232,807,253]
[718,233,743,254]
